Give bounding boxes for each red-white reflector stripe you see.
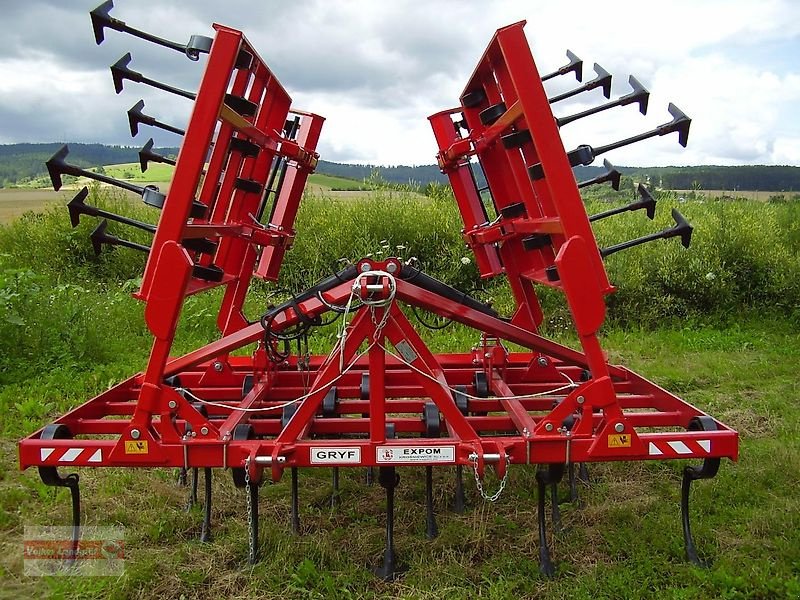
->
[39,447,103,463]
[648,439,711,457]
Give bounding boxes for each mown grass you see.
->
[0,182,798,598]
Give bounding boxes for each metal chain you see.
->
[244,456,254,564]
[471,454,511,502]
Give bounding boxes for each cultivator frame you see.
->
[20,7,737,579]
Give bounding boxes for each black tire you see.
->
[422,402,441,437]
[461,89,486,108]
[453,385,469,416]
[322,386,338,418]
[231,424,255,489]
[479,102,507,126]
[501,129,531,149]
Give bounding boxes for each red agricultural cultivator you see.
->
[20,4,738,579]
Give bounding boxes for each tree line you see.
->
[1,143,799,192]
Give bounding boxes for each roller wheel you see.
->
[479,102,507,126]
[453,385,469,416]
[282,404,299,429]
[422,402,441,438]
[231,424,255,489]
[242,375,254,397]
[501,129,532,149]
[461,89,486,108]
[360,373,370,400]
[473,372,489,398]
[322,386,338,418]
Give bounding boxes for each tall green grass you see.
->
[0,183,798,383]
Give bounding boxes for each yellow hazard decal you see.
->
[124,440,149,454]
[608,434,631,448]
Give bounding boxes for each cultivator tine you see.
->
[541,49,583,82]
[452,465,466,513]
[548,63,612,104]
[681,417,721,567]
[187,467,199,508]
[90,219,150,256]
[550,481,562,533]
[529,104,692,179]
[68,187,156,231]
[331,467,340,508]
[201,467,212,542]
[177,467,188,486]
[37,425,81,568]
[557,75,649,126]
[111,53,196,99]
[290,467,300,534]
[247,477,260,564]
[425,466,438,539]
[374,466,404,581]
[90,1,212,60]
[578,159,622,190]
[589,183,657,222]
[139,139,176,172]
[128,100,186,137]
[600,207,693,257]
[536,465,564,578]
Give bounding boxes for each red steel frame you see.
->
[20,22,737,489]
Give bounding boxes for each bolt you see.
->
[213,361,224,372]
[191,431,197,437]
[614,422,625,433]
[484,352,492,359]
[200,426,209,436]
[544,423,554,432]
[576,395,585,404]
[168,400,177,409]
[522,427,530,438]
[537,356,549,367]
[386,262,398,273]
[360,262,371,272]
[130,429,140,440]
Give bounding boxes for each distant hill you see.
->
[1,143,799,192]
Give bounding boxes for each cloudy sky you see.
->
[1,0,799,167]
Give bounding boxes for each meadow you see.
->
[0,180,798,599]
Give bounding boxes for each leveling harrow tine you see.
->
[68,187,156,232]
[541,49,583,82]
[90,1,212,60]
[139,139,176,172]
[128,100,186,137]
[111,53,196,99]
[528,104,692,180]
[589,182,657,222]
[548,63,612,104]
[47,145,207,218]
[578,159,622,191]
[600,207,693,258]
[557,75,649,126]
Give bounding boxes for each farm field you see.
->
[0,164,412,225]
[0,186,798,598]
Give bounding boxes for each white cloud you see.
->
[1,0,798,166]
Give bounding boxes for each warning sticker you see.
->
[608,434,632,448]
[310,447,361,465]
[124,440,149,454]
[376,445,455,464]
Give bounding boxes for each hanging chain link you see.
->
[471,454,511,502]
[244,456,254,564]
